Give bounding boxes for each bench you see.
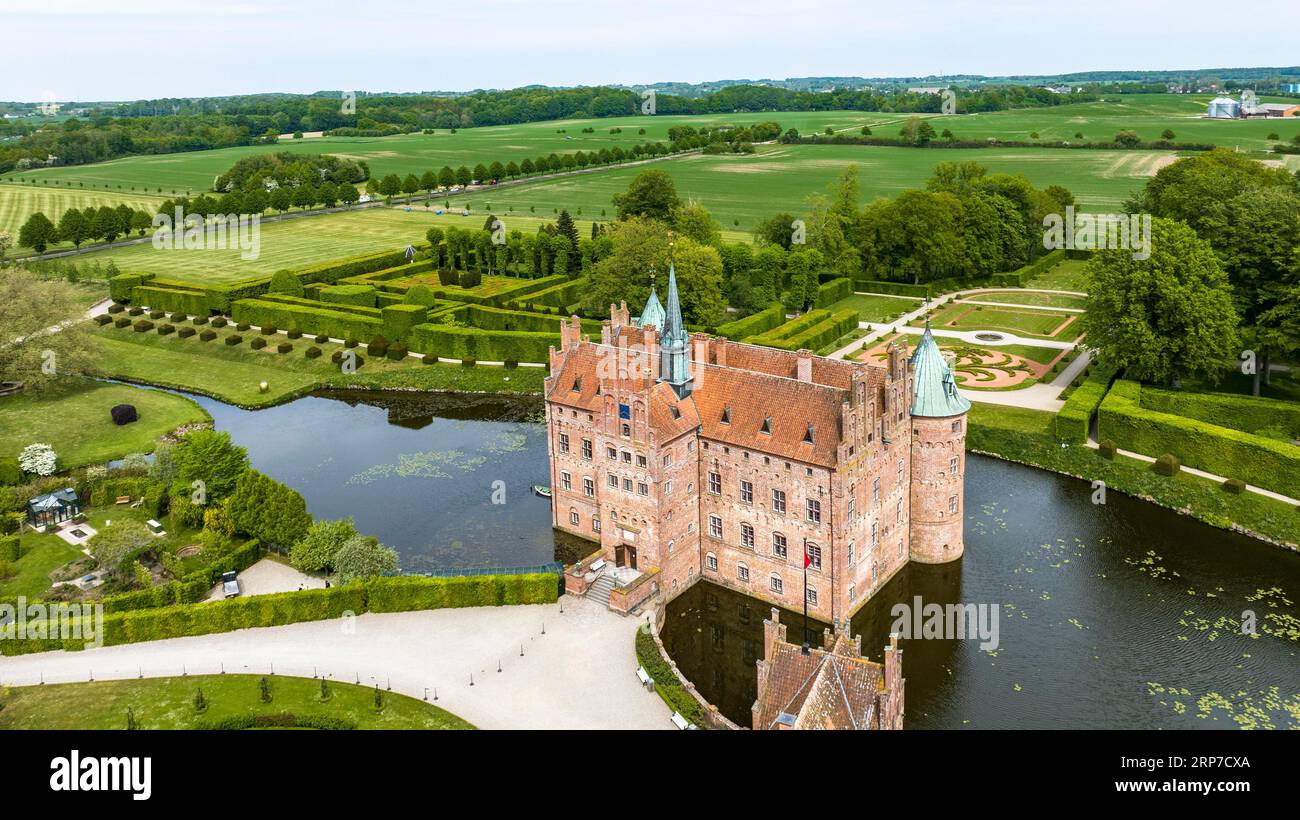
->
[670,712,695,730]
[636,666,654,689]
[114,496,131,505]
[589,558,607,573]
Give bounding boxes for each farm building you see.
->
[1206,96,1241,119]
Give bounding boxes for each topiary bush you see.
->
[315,334,329,344]
[277,342,293,354]
[461,359,476,368]
[94,314,112,326]
[368,334,390,357]
[1098,439,1117,460]
[305,346,322,359]
[236,322,251,332]
[211,316,228,328]
[178,326,196,338]
[114,317,131,328]
[386,343,407,361]
[287,329,302,340]
[133,319,154,332]
[1153,453,1181,477]
[344,338,359,348]
[158,324,175,335]
[169,311,187,322]
[107,303,126,314]
[193,315,208,325]
[225,335,243,346]
[504,360,518,369]
[1222,478,1246,495]
[128,306,144,316]
[199,329,217,342]
[261,325,277,335]
[422,355,439,365]
[109,404,138,425]
[250,337,267,350]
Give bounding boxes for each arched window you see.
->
[770,574,783,594]
[705,552,718,572]
[736,563,749,582]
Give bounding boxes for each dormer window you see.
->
[760,416,772,435]
[721,406,731,425]
[670,405,681,420]
[571,377,581,393]
[803,424,815,444]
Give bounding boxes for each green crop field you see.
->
[928,94,1300,154]
[0,184,166,247]
[1,110,900,195]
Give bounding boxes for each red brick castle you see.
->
[544,265,970,628]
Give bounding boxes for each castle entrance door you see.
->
[615,543,638,569]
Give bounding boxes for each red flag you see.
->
[804,544,811,569]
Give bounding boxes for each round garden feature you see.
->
[110,404,139,425]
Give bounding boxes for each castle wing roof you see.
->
[755,636,884,730]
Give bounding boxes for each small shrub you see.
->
[236,322,251,332]
[261,325,277,335]
[315,334,329,344]
[287,329,302,340]
[177,326,195,338]
[250,337,267,350]
[127,306,144,316]
[1153,453,1181,477]
[277,342,293,354]
[1098,439,1117,460]
[110,404,138,425]
[107,303,125,314]
[330,350,344,364]
[225,335,243,346]
[461,359,476,368]
[169,311,187,322]
[199,329,217,342]
[114,317,131,328]
[149,309,166,319]
[422,355,438,365]
[157,324,175,335]
[94,314,112,326]
[211,316,228,328]
[193,315,208,325]
[386,343,408,361]
[1222,478,1246,495]
[503,360,519,369]
[344,338,359,349]
[305,346,322,359]
[133,319,154,332]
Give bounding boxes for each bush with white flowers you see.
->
[18,443,58,476]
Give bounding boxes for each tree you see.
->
[455,166,472,186]
[18,443,57,476]
[92,205,122,242]
[672,203,721,247]
[401,173,420,198]
[1160,128,1176,141]
[1134,148,1294,237]
[379,174,401,202]
[752,212,799,250]
[0,229,12,261]
[1113,130,1141,147]
[505,161,520,179]
[291,517,359,572]
[1080,218,1239,385]
[90,521,154,579]
[228,469,311,548]
[172,429,249,500]
[472,163,488,182]
[268,269,304,297]
[555,209,580,250]
[57,208,89,248]
[0,269,96,392]
[332,535,399,583]
[419,170,437,193]
[612,169,680,222]
[438,166,455,188]
[269,187,292,213]
[899,117,936,145]
[18,212,57,253]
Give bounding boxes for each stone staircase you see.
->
[587,572,617,607]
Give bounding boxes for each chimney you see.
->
[560,315,583,350]
[882,632,905,730]
[713,339,727,368]
[822,626,834,651]
[797,349,813,382]
[762,608,785,662]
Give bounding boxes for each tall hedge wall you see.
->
[746,308,857,351]
[231,298,383,340]
[320,284,378,308]
[1098,380,1300,498]
[109,272,156,302]
[988,249,1066,288]
[366,573,558,611]
[715,303,784,340]
[132,285,211,316]
[1053,364,1116,444]
[814,277,854,307]
[1139,386,1300,439]
[408,322,557,363]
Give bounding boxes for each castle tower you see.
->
[658,263,693,398]
[907,325,969,563]
[638,282,666,331]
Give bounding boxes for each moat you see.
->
[187,388,1297,729]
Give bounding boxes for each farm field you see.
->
[965,290,1088,309]
[446,143,1178,227]
[926,94,1300,154]
[0,184,165,247]
[1,110,900,195]
[922,302,1080,339]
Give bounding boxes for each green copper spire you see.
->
[909,325,970,417]
[639,280,665,331]
[659,262,692,397]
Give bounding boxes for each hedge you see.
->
[408,323,557,363]
[1098,380,1300,498]
[0,535,18,561]
[382,304,429,340]
[320,284,378,308]
[715,303,785,340]
[232,298,383,342]
[814,277,854,308]
[109,272,156,303]
[365,574,558,611]
[1053,364,1116,444]
[988,249,1066,288]
[256,292,384,319]
[1138,386,1300,440]
[131,284,210,316]
[746,308,857,352]
[635,628,707,728]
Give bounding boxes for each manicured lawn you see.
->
[967,290,1088,310]
[0,674,473,729]
[0,380,209,469]
[0,184,166,251]
[1025,258,1091,292]
[825,292,920,323]
[923,303,1076,338]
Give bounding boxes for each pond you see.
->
[659,456,1300,730]
[183,389,592,572]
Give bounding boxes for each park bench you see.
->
[636,666,654,690]
[670,712,695,730]
[589,558,607,573]
[114,496,131,505]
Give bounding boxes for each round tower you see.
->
[907,327,970,564]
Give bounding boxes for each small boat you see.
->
[531,485,552,498]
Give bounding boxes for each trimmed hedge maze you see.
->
[744,308,858,352]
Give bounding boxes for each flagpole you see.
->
[802,537,810,655]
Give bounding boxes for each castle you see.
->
[544,265,970,628]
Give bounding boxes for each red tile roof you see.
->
[754,635,885,730]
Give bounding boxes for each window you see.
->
[608,474,618,489]
[623,478,633,492]
[708,514,722,539]
[949,455,960,476]
[721,406,731,424]
[847,497,856,521]
[772,533,788,559]
[559,433,570,453]
[637,482,648,496]
[952,419,962,433]
[583,477,594,497]
[663,453,673,468]
[898,539,905,557]
[741,523,755,549]
[706,553,718,571]
[873,478,880,506]
[621,451,632,463]
[806,587,818,606]
[806,498,821,524]
[770,575,783,594]
[593,517,601,532]
[898,458,905,483]
[848,584,856,601]
[621,423,630,437]
[847,540,855,566]
[740,480,753,505]
[806,542,822,570]
[606,446,616,460]
[949,495,959,514]
[760,416,771,434]
[708,471,721,495]
[664,479,673,496]
[560,471,571,491]
[687,440,695,452]
[871,521,878,547]
[772,489,786,513]
[737,563,749,582]
[581,438,592,460]
[896,499,904,525]
[569,510,580,526]
[667,539,674,553]
[637,454,647,468]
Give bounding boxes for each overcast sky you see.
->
[5,0,1298,101]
